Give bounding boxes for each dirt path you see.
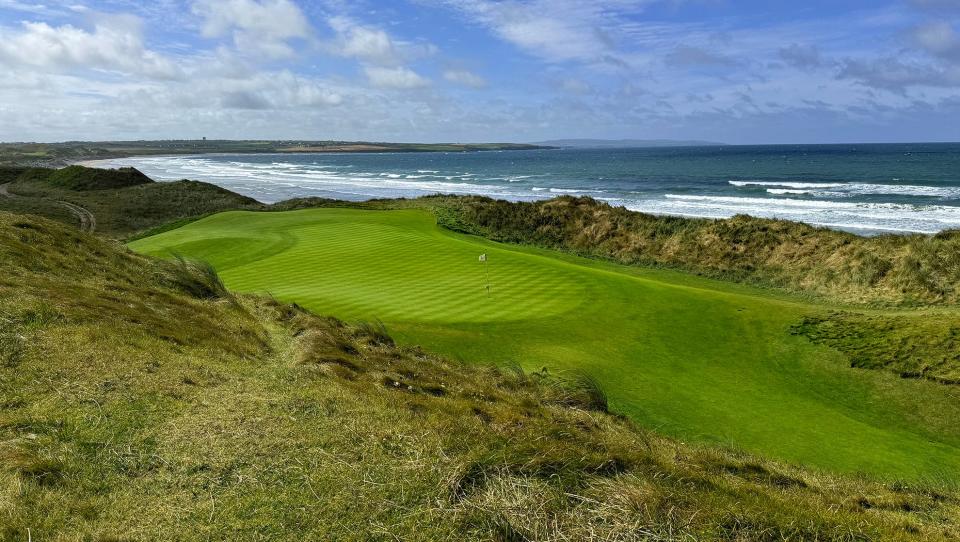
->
[57,200,96,233]
[1,182,96,233]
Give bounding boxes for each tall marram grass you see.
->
[167,254,231,300]
[435,195,960,305]
[3,211,960,540]
[536,368,609,412]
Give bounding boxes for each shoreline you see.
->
[84,152,955,237]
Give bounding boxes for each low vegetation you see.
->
[1,166,260,237]
[9,165,960,308]
[129,207,960,479]
[18,165,153,191]
[792,311,960,385]
[436,195,960,306]
[4,211,960,540]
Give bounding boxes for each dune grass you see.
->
[11,211,960,539]
[1,170,261,237]
[436,195,960,306]
[129,208,960,481]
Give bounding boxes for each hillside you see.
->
[6,165,960,389]
[19,165,153,191]
[8,164,960,308]
[435,196,960,306]
[0,166,260,237]
[3,211,960,539]
[129,207,960,480]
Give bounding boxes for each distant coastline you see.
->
[533,138,727,148]
[0,140,553,168]
[86,143,960,235]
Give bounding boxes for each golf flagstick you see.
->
[479,253,489,296]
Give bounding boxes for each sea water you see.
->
[91,143,960,235]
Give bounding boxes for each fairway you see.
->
[130,208,960,480]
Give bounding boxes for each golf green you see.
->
[130,208,960,480]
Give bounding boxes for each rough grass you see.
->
[2,168,261,237]
[434,195,960,306]
[18,165,153,191]
[11,165,960,308]
[128,208,960,480]
[792,311,960,385]
[3,210,960,540]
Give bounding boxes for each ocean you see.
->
[89,143,960,235]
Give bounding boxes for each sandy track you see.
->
[1,182,96,233]
[57,200,96,233]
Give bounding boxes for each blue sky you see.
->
[0,0,959,144]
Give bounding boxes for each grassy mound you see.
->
[435,195,960,306]
[129,208,960,480]
[1,168,261,237]
[0,166,29,184]
[3,211,960,540]
[21,165,153,191]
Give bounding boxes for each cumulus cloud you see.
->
[143,70,345,110]
[443,69,486,88]
[364,66,430,89]
[326,15,437,67]
[328,16,400,65]
[0,17,181,79]
[191,0,311,58]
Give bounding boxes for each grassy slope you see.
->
[792,312,960,384]
[129,208,960,481]
[18,165,154,191]
[7,212,959,540]
[0,168,261,237]
[436,196,960,306]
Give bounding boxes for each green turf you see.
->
[129,208,960,480]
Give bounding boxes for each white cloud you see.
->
[325,15,438,68]
[364,66,430,89]
[443,69,486,88]
[328,15,400,65]
[123,70,345,111]
[191,0,311,58]
[427,0,649,65]
[0,0,70,16]
[0,18,181,79]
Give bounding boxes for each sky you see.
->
[0,0,959,144]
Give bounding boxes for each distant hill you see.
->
[533,138,726,148]
[0,140,551,168]
[22,165,153,191]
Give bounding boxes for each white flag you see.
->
[479,254,487,262]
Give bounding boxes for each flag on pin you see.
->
[479,254,487,262]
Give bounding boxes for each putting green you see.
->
[131,208,960,480]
